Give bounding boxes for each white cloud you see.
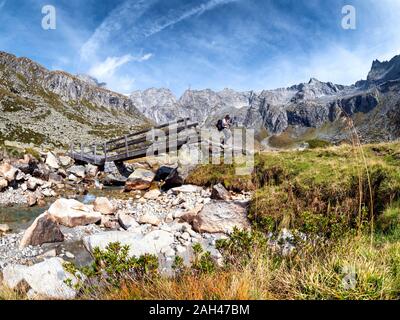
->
[88,53,153,79]
[88,55,134,79]
[86,53,152,94]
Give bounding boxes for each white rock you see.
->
[48,198,102,227]
[138,213,161,226]
[67,165,86,178]
[83,230,174,258]
[0,163,18,182]
[171,185,202,194]
[93,197,115,215]
[117,213,139,230]
[2,258,79,299]
[45,152,59,169]
[0,178,8,191]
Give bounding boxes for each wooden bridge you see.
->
[68,118,200,166]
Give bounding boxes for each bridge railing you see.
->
[69,118,199,165]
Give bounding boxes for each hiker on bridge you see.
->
[217,115,233,145]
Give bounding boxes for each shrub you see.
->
[64,242,159,291]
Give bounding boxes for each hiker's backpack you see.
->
[216,119,224,131]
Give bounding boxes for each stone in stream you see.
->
[93,197,115,215]
[0,163,18,182]
[2,258,80,299]
[125,168,155,191]
[192,200,251,234]
[83,230,174,258]
[45,151,59,170]
[211,183,231,200]
[47,198,102,227]
[19,212,64,249]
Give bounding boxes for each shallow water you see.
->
[0,186,125,232]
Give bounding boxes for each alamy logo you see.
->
[42,5,56,30]
[342,5,356,30]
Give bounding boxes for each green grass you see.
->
[187,142,400,235]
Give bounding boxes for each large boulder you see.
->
[45,152,59,169]
[48,198,102,227]
[93,197,115,215]
[192,200,251,234]
[19,212,64,249]
[67,165,86,178]
[2,258,80,299]
[83,230,174,258]
[0,163,18,182]
[211,183,231,200]
[125,168,155,191]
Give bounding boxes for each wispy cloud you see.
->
[80,0,239,61]
[143,0,240,38]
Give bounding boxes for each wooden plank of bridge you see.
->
[69,118,199,165]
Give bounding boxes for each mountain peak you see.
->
[367,54,400,83]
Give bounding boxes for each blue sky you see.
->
[1,0,400,95]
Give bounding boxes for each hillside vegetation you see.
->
[5,141,394,300]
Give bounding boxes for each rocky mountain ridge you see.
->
[0,51,150,148]
[131,54,400,146]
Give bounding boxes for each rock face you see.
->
[0,51,150,148]
[130,54,400,145]
[125,168,155,191]
[192,200,251,234]
[2,258,79,299]
[47,198,102,227]
[19,212,64,249]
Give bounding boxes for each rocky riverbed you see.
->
[0,150,253,299]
